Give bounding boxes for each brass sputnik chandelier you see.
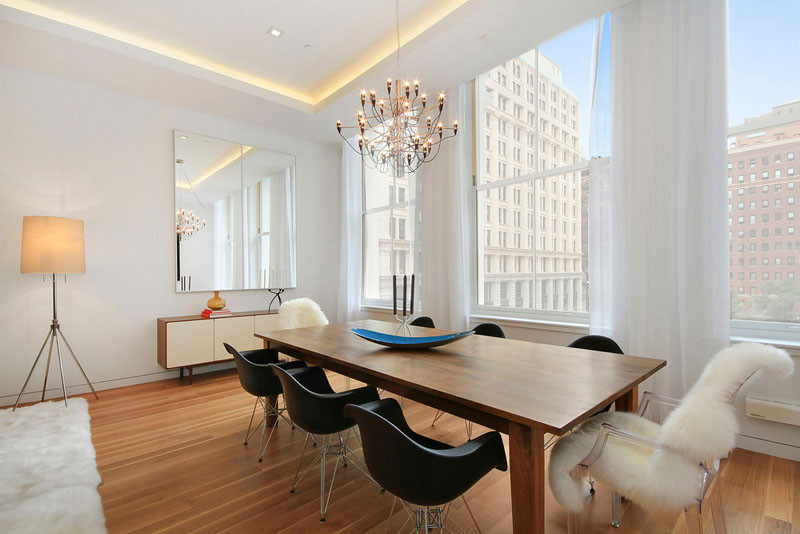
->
[337,0,458,174]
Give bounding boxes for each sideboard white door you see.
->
[213,316,256,361]
[166,320,214,368]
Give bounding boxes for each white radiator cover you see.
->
[745,396,800,427]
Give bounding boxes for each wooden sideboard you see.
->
[157,310,281,383]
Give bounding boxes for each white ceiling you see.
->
[0,0,469,106]
[175,130,295,202]
[0,0,631,145]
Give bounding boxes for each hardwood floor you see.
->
[83,369,799,533]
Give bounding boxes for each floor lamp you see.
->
[13,216,98,410]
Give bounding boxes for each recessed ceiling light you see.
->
[267,27,282,38]
[178,135,188,140]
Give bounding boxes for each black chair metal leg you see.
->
[431,410,445,426]
[388,496,481,534]
[290,433,318,493]
[319,434,344,523]
[244,397,260,445]
[461,495,481,533]
[259,402,284,463]
[288,431,381,523]
[385,495,399,534]
[257,400,269,462]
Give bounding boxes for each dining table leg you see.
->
[509,421,545,534]
[260,338,280,427]
[615,385,639,413]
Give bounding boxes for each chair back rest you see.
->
[344,399,429,502]
[345,398,507,506]
[224,342,276,397]
[277,297,329,330]
[409,316,436,328]
[659,342,793,461]
[269,365,337,434]
[472,322,506,338]
[567,335,623,354]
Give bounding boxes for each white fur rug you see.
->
[0,398,106,533]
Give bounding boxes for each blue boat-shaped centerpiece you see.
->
[351,328,474,350]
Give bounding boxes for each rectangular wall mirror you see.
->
[174,130,297,292]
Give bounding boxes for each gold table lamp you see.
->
[14,216,98,409]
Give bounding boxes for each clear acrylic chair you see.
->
[549,343,794,534]
[567,397,726,534]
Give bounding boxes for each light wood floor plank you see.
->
[50,368,799,533]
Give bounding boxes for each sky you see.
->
[526,0,800,158]
[728,0,800,126]
[538,19,595,158]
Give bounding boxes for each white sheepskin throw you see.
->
[277,297,329,330]
[0,398,106,533]
[549,342,793,513]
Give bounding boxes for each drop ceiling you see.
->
[1,0,469,106]
[0,0,630,144]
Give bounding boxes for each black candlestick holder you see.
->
[267,288,285,312]
[392,273,416,336]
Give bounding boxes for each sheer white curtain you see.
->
[417,83,471,331]
[213,197,229,289]
[590,0,730,399]
[337,139,363,322]
[269,168,296,288]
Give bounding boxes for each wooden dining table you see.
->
[255,319,666,534]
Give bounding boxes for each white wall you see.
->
[0,64,340,405]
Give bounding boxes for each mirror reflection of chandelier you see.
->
[336,0,458,174]
[175,159,206,240]
[176,208,205,240]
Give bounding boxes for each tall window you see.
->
[727,0,800,324]
[475,21,593,315]
[362,166,417,303]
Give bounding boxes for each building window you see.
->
[726,2,800,327]
[475,21,589,314]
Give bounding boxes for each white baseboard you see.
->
[0,362,236,408]
[737,433,800,462]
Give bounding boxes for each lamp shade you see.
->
[20,216,86,274]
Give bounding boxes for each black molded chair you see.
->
[567,335,624,415]
[471,322,506,338]
[224,343,307,462]
[270,364,382,522]
[409,316,436,329]
[432,322,507,436]
[567,334,624,355]
[345,398,507,532]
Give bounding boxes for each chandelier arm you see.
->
[340,134,364,156]
[434,138,447,155]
